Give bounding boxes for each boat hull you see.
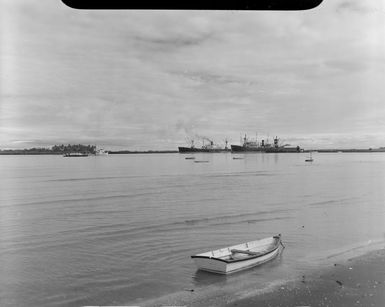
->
[178,147,229,153]
[231,145,300,153]
[231,145,264,152]
[63,153,89,157]
[191,235,282,274]
[265,146,301,153]
[192,247,280,274]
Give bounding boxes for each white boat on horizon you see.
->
[305,151,313,162]
[63,152,89,157]
[95,148,109,156]
[191,234,283,274]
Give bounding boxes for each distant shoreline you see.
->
[108,150,178,154]
[1,148,385,155]
[306,148,385,153]
[0,150,179,155]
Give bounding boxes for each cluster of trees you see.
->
[21,147,52,152]
[0,144,96,155]
[51,144,96,154]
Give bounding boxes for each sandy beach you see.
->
[227,248,385,307]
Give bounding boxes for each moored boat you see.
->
[305,151,314,162]
[191,234,283,274]
[95,148,109,156]
[63,152,89,157]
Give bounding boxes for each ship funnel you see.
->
[274,136,279,148]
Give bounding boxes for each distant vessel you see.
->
[95,148,109,156]
[178,139,230,153]
[231,135,301,153]
[63,152,89,157]
[305,151,314,162]
[231,134,266,152]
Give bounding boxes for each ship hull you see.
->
[265,147,301,153]
[231,145,264,152]
[231,145,301,153]
[178,147,229,153]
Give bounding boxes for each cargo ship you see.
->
[231,135,301,153]
[178,139,230,153]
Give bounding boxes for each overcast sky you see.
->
[1,0,385,150]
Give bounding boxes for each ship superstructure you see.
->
[231,135,301,153]
[178,138,230,153]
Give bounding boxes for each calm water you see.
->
[1,153,385,306]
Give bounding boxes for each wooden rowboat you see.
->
[191,234,283,274]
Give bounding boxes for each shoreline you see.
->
[227,247,385,307]
[1,150,385,155]
[132,241,385,307]
[0,150,179,155]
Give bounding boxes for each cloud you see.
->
[336,1,377,14]
[1,0,385,150]
[133,32,214,51]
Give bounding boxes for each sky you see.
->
[1,0,385,150]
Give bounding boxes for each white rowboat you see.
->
[191,234,283,274]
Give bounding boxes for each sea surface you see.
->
[1,152,384,306]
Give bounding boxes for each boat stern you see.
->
[191,256,228,274]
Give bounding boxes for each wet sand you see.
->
[227,248,385,307]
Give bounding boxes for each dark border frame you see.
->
[61,0,324,10]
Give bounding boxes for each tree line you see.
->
[0,144,96,154]
[51,144,96,153]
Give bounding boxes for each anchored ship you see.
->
[231,135,301,153]
[178,139,230,153]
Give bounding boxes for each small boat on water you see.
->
[95,148,109,156]
[305,151,313,162]
[191,234,283,274]
[232,157,244,160]
[185,157,196,160]
[63,152,89,157]
[194,160,209,163]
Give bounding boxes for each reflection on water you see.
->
[0,153,385,307]
[192,270,228,286]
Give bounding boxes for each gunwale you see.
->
[191,235,282,264]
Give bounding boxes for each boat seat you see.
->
[231,249,261,256]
